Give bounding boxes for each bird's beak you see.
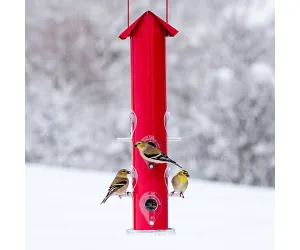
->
[186,173,190,177]
[127,170,131,174]
[134,143,137,148]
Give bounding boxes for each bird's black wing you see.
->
[144,152,162,159]
[101,179,128,204]
[145,153,183,168]
[107,180,128,194]
[144,152,172,162]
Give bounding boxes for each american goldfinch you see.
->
[170,170,190,198]
[100,169,131,204]
[134,140,182,168]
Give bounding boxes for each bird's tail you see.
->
[168,158,183,168]
[159,154,183,168]
[100,194,111,205]
[174,162,183,168]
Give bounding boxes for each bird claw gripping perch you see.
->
[168,191,185,199]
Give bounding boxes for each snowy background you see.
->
[26,164,274,250]
[25,0,275,187]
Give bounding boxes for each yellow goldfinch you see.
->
[170,170,190,198]
[134,140,182,168]
[100,169,130,204]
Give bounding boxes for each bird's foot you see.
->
[180,192,185,199]
[126,191,132,196]
[118,195,122,199]
[170,191,175,196]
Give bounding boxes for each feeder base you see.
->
[126,228,175,235]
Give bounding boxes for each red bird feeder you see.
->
[119,1,179,233]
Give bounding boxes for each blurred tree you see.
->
[26,0,274,186]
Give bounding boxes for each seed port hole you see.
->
[144,198,159,212]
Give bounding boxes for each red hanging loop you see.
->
[166,0,168,23]
[128,0,130,27]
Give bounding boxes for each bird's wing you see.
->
[144,151,172,162]
[144,144,165,158]
[101,177,128,204]
[144,151,162,159]
[171,175,177,188]
[155,153,172,162]
[144,144,182,167]
[107,177,128,194]
[146,144,162,154]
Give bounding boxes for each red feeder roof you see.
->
[119,11,178,40]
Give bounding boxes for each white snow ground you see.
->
[26,164,274,250]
